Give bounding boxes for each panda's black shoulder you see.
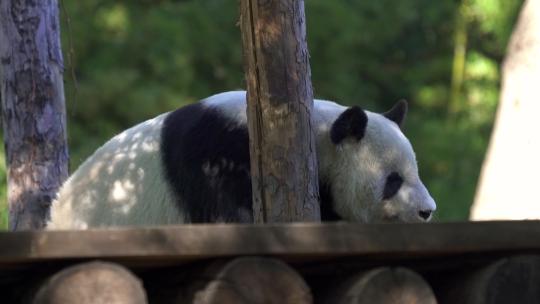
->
[160,102,249,168]
[160,102,252,222]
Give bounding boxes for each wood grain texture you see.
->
[33,261,147,304]
[178,257,312,304]
[240,0,320,223]
[322,267,436,304]
[435,255,540,304]
[0,0,69,230]
[1,222,540,267]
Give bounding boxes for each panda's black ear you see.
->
[383,99,408,128]
[330,106,368,144]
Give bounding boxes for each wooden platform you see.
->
[2,221,540,303]
[2,221,540,266]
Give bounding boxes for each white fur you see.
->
[47,113,183,229]
[48,91,435,229]
[202,91,248,125]
[204,92,435,222]
[324,113,436,223]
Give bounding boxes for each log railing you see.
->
[1,221,540,303]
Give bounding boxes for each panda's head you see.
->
[327,100,436,223]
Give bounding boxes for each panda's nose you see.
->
[418,210,432,221]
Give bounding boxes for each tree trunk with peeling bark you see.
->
[0,0,69,230]
[240,0,320,222]
[471,0,540,220]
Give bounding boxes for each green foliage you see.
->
[0,0,525,227]
[469,0,524,60]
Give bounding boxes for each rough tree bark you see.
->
[0,0,69,230]
[471,0,540,220]
[240,0,320,222]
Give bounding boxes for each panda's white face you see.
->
[206,92,436,223]
[323,101,436,223]
[350,114,434,222]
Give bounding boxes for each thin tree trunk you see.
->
[0,0,69,230]
[471,0,540,220]
[449,0,469,115]
[240,0,320,222]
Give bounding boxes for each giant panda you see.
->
[46,91,436,229]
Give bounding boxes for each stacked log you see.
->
[433,255,540,304]
[322,267,436,304]
[32,262,147,304]
[0,223,539,303]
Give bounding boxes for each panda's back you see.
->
[161,95,253,223]
[48,91,345,229]
[199,91,345,129]
[160,91,344,223]
[48,113,184,229]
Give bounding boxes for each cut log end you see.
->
[187,257,312,304]
[437,255,540,304]
[33,261,147,304]
[324,267,437,304]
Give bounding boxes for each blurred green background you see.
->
[0,0,524,229]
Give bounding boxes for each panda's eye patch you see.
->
[383,172,403,200]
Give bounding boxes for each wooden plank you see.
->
[1,221,540,268]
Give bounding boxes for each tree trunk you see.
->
[470,0,540,220]
[449,0,469,115]
[240,0,320,223]
[0,0,69,230]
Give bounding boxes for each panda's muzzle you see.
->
[418,209,433,221]
[411,182,436,222]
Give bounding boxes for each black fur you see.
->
[319,181,343,221]
[383,100,408,128]
[383,171,403,200]
[160,102,341,222]
[330,106,368,144]
[161,103,252,222]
